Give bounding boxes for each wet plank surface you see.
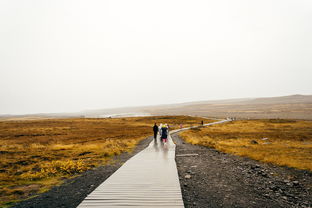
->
[77,134,184,207]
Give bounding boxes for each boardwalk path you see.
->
[77,120,229,208]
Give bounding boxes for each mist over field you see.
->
[1,94,312,120]
[0,0,312,115]
[1,1,312,208]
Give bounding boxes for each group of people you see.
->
[153,123,169,143]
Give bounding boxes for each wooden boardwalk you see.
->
[77,134,184,207]
[77,120,229,207]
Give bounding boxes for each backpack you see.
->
[161,127,168,138]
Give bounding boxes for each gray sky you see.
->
[0,0,311,115]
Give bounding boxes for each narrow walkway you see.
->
[77,134,184,207]
[171,119,230,134]
[77,120,229,207]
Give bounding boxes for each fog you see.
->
[0,0,311,115]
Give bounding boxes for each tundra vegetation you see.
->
[0,116,213,207]
[180,119,312,171]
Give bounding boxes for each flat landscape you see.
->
[173,132,312,208]
[180,119,312,171]
[1,0,311,207]
[0,116,213,207]
[0,116,311,207]
[3,95,311,121]
[175,119,312,207]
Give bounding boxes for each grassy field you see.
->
[180,119,312,171]
[0,116,213,207]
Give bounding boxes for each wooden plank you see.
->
[77,134,184,207]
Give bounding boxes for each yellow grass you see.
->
[180,119,312,171]
[0,116,213,207]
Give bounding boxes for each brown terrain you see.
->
[173,132,312,208]
[0,94,311,207]
[180,119,312,171]
[145,94,312,120]
[0,116,212,207]
[1,94,311,121]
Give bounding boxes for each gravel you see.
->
[172,133,312,208]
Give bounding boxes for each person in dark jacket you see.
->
[161,124,168,143]
[153,123,158,140]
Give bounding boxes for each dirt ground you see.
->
[172,133,312,208]
[11,136,153,208]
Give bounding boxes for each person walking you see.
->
[161,124,168,143]
[153,123,158,140]
[159,123,163,137]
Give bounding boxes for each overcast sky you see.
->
[0,0,311,115]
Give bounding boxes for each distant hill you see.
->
[167,94,312,106]
[238,94,312,104]
[1,94,312,120]
[143,94,312,120]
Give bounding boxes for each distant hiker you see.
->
[161,124,168,143]
[153,123,158,140]
[201,120,204,126]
